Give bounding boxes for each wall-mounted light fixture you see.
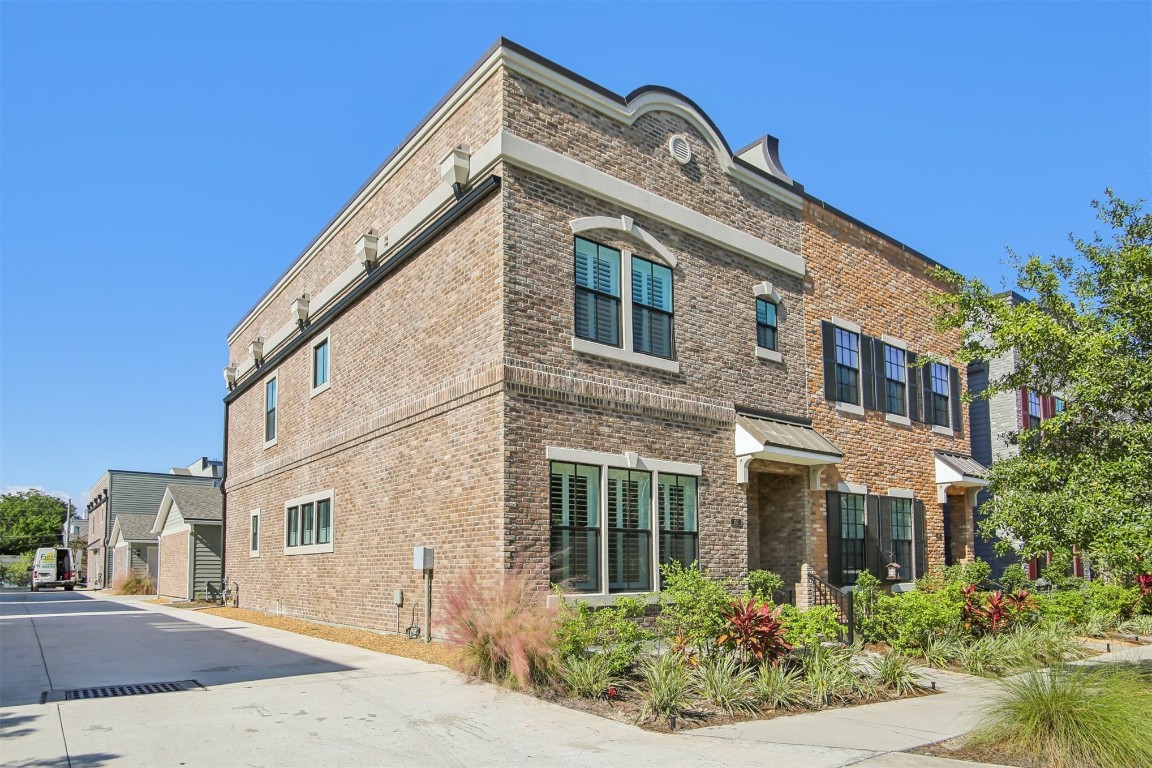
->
[292,296,310,330]
[356,233,380,272]
[223,365,237,390]
[249,339,264,367]
[440,145,471,198]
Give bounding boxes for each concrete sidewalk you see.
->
[0,592,1030,768]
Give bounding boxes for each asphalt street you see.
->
[0,589,995,768]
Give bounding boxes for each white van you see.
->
[30,548,75,591]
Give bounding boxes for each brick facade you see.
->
[159,531,189,599]
[223,40,981,633]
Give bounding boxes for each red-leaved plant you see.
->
[1137,574,1152,599]
[964,587,1034,636]
[441,565,559,690]
[716,599,792,665]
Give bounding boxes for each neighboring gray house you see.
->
[85,460,222,589]
[152,484,223,601]
[109,513,159,586]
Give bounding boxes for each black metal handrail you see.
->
[808,571,854,644]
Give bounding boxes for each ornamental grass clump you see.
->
[967,663,1152,768]
[801,643,867,706]
[691,653,758,714]
[442,567,558,690]
[113,572,154,595]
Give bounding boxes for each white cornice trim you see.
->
[505,132,804,276]
[230,45,804,345]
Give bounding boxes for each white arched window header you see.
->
[569,215,678,269]
[753,281,781,304]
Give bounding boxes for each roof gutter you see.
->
[224,173,501,405]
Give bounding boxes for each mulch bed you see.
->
[912,737,1038,767]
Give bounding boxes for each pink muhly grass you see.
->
[441,565,559,690]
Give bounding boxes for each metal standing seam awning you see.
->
[735,413,844,469]
[934,451,990,488]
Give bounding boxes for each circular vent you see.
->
[668,134,692,165]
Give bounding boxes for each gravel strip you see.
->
[199,607,461,668]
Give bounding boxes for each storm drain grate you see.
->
[63,680,201,701]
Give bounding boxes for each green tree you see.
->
[932,191,1152,578]
[0,490,67,554]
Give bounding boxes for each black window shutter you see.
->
[873,339,888,413]
[914,500,928,579]
[860,335,876,410]
[866,495,885,581]
[878,496,893,574]
[922,365,934,422]
[950,366,963,433]
[826,491,843,586]
[821,321,837,401]
[908,351,922,422]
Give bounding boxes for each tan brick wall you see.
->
[501,167,808,418]
[159,531,189,599]
[112,543,129,586]
[746,461,809,593]
[802,201,973,579]
[227,72,505,368]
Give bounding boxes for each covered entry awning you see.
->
[934,451,989,488]
[736,413,843,466]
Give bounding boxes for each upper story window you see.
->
[574,237,621,347]
[571,233,679,373]
[310,331,331,397]
[929,362,951,427]
[1054,397,1066,413]
[884,346,907,417]
[1027,389,1043,428]
[834,328,860,405]
[631,257,674,359]
[756,298,778,352]
[264,374,278,446]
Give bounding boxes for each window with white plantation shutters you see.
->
[574,238,621,347]
[607,469,651,592]
[631,257,674,359]
[658,474,698,582]
[549,462,601,592]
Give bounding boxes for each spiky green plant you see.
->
[967,663,1152,768]
[691,653,758,714]
[558,653,620,699]
[801,643,861,706]
[1118,615,1152,636]
[754,663,806,710]
[919,634,959,669]
[869,649,922,696]
[635,653,692,722]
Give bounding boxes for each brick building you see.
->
[221,39,983,633]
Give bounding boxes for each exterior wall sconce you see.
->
[223,365,237,390]
[356,233,380,272]
[292,296,310,330]
[440,145,471,198]
[249,339,264,367]
[886,562,902,581]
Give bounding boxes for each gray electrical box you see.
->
[393,589,404,606]
[413,546,435,571]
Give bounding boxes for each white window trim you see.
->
[547,446,701,599]
[829,317,865,417]
[879,336,911,424]
[263,371,279,449]
[309,329,332,398]
[753,281,784,363]
[569,232,681,375]
[283,488,335,556]
[249,509,261,558]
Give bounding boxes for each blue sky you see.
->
[2,2,1149,509]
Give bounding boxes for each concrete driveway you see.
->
[0,589,990,768]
